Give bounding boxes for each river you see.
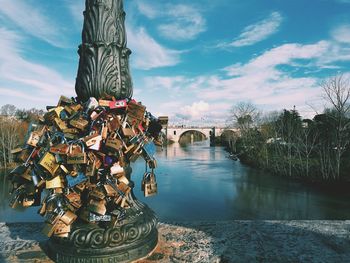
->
[1,140,350,222]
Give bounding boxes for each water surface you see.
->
[1,141,350,222]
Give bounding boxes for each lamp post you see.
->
[48,1,158,262]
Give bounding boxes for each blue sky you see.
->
[0,0,350,126]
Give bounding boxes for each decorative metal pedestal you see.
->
[47,0,158,262]
[48,199,158,263]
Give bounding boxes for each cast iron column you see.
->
[75,0,133,102]
[48,1,158,262]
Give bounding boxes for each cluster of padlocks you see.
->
[8,96,162,238]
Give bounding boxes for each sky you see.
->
[0,0,349,126]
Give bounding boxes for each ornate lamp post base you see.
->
[48,199,158,263]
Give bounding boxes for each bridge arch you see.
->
[178,130,207,143]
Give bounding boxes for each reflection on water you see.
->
[1,141,350,222]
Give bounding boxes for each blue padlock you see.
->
[143,141,156,159]
[66,172,88,188]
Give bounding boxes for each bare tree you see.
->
[0,117,21,168]
[321,74,350,179]
[229,102,261,132]
[296,120,319,178]
[1,104,16,117]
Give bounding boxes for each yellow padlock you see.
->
[46,176,63,189]
[39,152,60,176]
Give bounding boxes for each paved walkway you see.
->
[0,221,349,262]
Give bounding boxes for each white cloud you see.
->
[332,24,350,44]
[136,1,158,19]
[221,12,283,48]
[142,40,350,122]
[136,1,206,41]
[157,5,206,41]
[224,41,330,76]
[127,26,181,70]
[180,101,210,119]
[0,28,74,108]
[0,0,67,47]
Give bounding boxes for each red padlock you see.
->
[109,99,127,109]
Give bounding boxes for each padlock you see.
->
[98,99,112,107]
[122,127,135,137]
[33,161,48,180]
[101,123,108,140]
[104,184,117,196]
[105,134,123,151]
[54,118,68,131]
[144,172,158,197]
[57,95,73,106]
[118,150,126,167]
[62,128,80,134]
[89,187,106,200]
[89,213,111,222]
[90,109,103,121]
[54,154,65,164]
[87,152,102,169]
[46,176,63,189]
[75,182,87,192]
[64,133,77,140]
[86,161,97,177]
[54,188,64,194]
[39,152,60,177]
[60,109,70,120]
[147,159,157,169]
[17,148,32,163]
[60,210,77,225]
[26,131,42,147]
[88,199,107,215]
[115,182,131,208]
[85,97,99,112]
[64,105,74,115]
[110,162,124,175]
[53,221,71,237]
[85,134,102,150]
[70,118,89,130]
[67,142,87,164]
[44,110,58,124]
[11,148,23,155]
[143,141,156,161]
[109,99,127,109]
[67,172,88,188]
[117,174,129,185]
[108,116,121,132]
[31,171,40,186]
[141,172,150,192]
[65,192,82,209]
[22,197,35,207]
[127,101,146,125]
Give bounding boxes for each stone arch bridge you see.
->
[165,126,239,144]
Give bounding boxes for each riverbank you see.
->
[1,220,349,262]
